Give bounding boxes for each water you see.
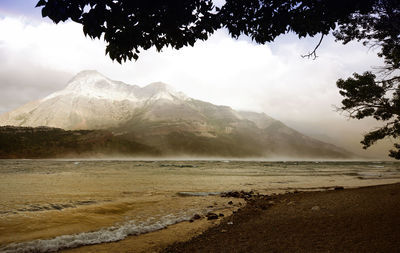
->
[0,160,399,252]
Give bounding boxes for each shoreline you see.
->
[2,178,400,252]
[60,207,241,253]
[1,159,400,252]
[162,183,400,253]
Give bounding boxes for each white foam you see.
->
[357,171,390,179]
[0,213,193,253]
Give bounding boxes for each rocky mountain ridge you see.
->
[0,70,353,158]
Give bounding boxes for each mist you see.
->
[0,15,391,159]
[0,62,72,114]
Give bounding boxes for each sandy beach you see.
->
[163,183,400,253]
[1,161,400,252]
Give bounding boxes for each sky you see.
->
[0,0,393,159]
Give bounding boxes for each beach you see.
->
[1,160,399,252]
[163,183,400,253]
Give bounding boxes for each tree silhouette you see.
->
[37,0,400,158]
[37,0,376,62]
[334,0,400,158]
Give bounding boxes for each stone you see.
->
[311,206,320,211]
[192,214,202,220]
[206,212,219,220]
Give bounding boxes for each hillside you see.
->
[0,126,158,158]
[0,70,354,159]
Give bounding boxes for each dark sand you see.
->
[162,183,400,253]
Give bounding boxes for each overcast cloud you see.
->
[0,10,392,158]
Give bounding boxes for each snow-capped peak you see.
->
[65,70,107,89]
[139,82,188,100]
[71,70,104,79]
[144,82,173,92]
[43,70,139,102]
[42,70,187,102]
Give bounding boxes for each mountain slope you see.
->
[0,70,353,159]
[0,126,158,158]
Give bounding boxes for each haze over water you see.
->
[1,160,400,252]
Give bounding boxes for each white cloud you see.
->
[0,16,391,158]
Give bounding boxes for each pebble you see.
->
[311,206,320,211]
[192,214,202,220]
[206,212,219,220]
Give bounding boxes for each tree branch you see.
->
[301,34,324,60]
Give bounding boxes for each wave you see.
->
[0,212,195,253]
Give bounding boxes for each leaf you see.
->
[41,6,49,18]
[36,0,47,8]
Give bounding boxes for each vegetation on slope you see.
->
[0,126,158,158]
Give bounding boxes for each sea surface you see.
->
[0,160,399,252]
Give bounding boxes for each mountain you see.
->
[0,70,188,130]
[0,70,353,159]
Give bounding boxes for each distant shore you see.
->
[162,183,400,253]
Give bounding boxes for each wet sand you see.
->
[163,183,400,253]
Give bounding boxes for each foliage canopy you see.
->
[37,0,377,62]
[334,0,400,158]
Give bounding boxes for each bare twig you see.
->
[301,34,324,60]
